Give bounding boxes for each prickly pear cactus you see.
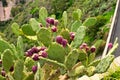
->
[47,42,66,63]
[40,58,66,69]
[13,60,24,80]
[71,21,82,32]
[65,49,79,70]
[60,29,71,43]
[95,55,114,73]
[39,7,48,27]
[82,17,97,27]
[78,49,87,61]
[2,49,14,73]
[72,9,82,21]
[24,57,35,72]
[21,24,36,36]
[88,59,101,67]
[29,18,40,32]
[11,22,20,36]
[16,36,24,59]
[37,28,52,47]
[0,39,12,53]
[62,11,67,27]
[71,26,86,48]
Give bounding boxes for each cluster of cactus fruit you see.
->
[0,7,118,80]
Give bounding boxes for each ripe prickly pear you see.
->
[51,26,57,32]
[56,36,63,44]
[32,65,37,74]
[41,51,48,58]
[82,43,87,48]
[49,18,55,25]
[90,46,96,53]
[108,43,113,49]
[9,66,14,72]
[61,39,68,47]
[32,54,39,61]
[70,32,75,40]
[1,70,6,77]
[46,17,51,23]
[39,46,46,51]
[31,47,39,53]
[0,59,2,64]
[25,51,33,57]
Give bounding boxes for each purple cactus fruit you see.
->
[41,51,48,58]
[90,46,96,53]
[25,51,33,57]
[56,36,63,44]
[1,70,6,77]
[54,20,59,26]
[32,65,37,74]
[46,22,50,28]
[82,43,87,48]
[61,39,68,47]
[51,26,57,32]
[46,17,51,23]
[108,43,113,49]
[49,18,55,25]
[9,66,14,72]
[70,32,75,40]
[39,46,46,51]
[31,47,39,53]
[32,54,39,61]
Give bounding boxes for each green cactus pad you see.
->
[88,59,101,67]
[78,49,87,61]
[37,28,52,47]
[21,24,36,36]
[83,17,97,27]
[11,22,20,36]
[16,36,24,59]
[24,57,35,72]
[62,11,67,27]
[60,29,71,43]
[71,21,82,32]
[65,49,79,70]
[88,53,96,64]
[39,7,48,27]
[2,49,14,73]
[0,39,12,53]
[13,60,24,80]
[40,58,66,69]
[47,42,65,63]
[23,73,34,80]
[71,26,86,48]
[72,9,82,20]
[29,18,40,32]
[0,75,6,80]
[95,55,114,73]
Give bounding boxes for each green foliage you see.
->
[72,9,82,20]
[0,39,12,53]
[2,49,14,73]
[37,28,52,47]
[83,17,97,27]
[71,26,86,48]
[21,24,36,36]
[95,55,114,73]
[11,22,20,36]
[71,21,82,32]
[16,36,24,59]
[65,49,79,70]
[39,7,48,27]
[0,75,6,80]
[62,11,67,27]
[29,18,40,32]
[47,42,65,63]
[13,60,24,80]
